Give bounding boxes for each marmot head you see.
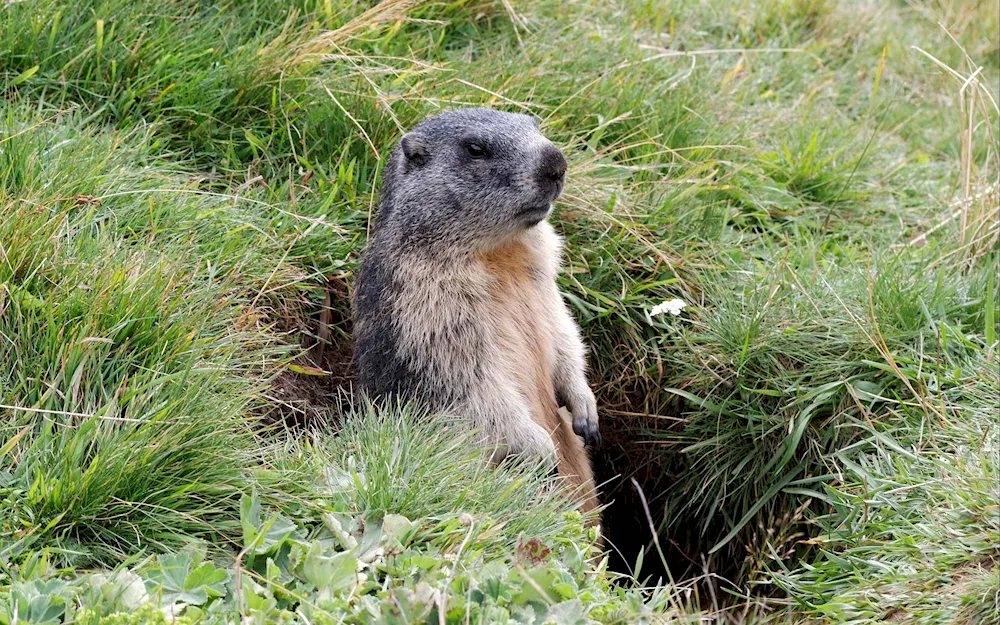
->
[377,108,568,249]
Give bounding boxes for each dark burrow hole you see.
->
[262,277,792,599]
[261,276,356,427]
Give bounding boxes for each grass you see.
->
[3,406,695,624]
[0,110,282,565]
[0,0,997,622]
[766,359,999,623]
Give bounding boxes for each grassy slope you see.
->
[0,0,997,623]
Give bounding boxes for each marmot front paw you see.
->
[564,386,601,449]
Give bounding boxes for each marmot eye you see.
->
[465,143,487,159]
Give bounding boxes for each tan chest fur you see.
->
[474,239,560,436]
[475,236,597,515]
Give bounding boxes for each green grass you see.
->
[0,109,283,565]
[1,0,997,622]
[3,407,696,624]
[766,359,999,624]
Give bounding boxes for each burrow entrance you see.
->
[262,276,355,427]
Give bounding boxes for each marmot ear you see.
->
[399,133,428,169]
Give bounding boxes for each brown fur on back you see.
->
[476,240,598,514]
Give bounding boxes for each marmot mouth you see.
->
[519,204,552,217]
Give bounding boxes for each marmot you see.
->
[352,108,601,515]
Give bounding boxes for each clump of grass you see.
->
[766,359,999,622]
[0,107,300,566]
[0,212,259,564]
[647,249,997,579]
[267,400,591,554]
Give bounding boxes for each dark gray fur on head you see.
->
[371,108,568,253]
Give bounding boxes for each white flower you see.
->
[648,298,688,318]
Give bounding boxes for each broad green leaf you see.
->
[185,562,228,600]
[302,541,356,592]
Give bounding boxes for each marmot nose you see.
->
[536,145,568,187]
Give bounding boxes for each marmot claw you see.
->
[568,389,601,449]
